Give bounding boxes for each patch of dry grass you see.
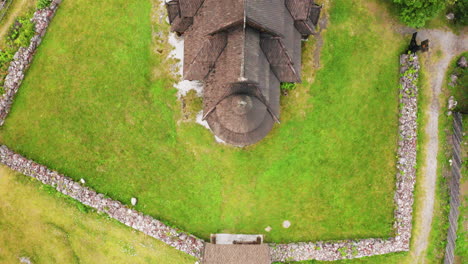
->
[0,166,195,264]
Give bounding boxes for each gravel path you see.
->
[411,28,467,263]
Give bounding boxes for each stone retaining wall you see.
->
[0,0,61,125]
[269,54,420,262]
[0,145,205,258]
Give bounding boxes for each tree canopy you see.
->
[393,0,445,28]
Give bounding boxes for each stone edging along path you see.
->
[0,0,422,259]
[0,54,420,262]
[0,0,60,125]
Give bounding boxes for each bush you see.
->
[393,0,446,28]
[452,0,468,26]
[0,50,14,67]
[7,16,35,48]
[280,82,296,91]
[37,0,52,9]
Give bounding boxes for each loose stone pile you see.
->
[269,54,420,262]
[0,145,205,258]
[0,1,61,125]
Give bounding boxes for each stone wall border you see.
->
[0,4,421,260]
[0,0,61,125]
[269,54,420,261]
[0,145,205,258]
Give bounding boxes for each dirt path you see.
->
[312,0,329,68]
[0,0,35,42]
[411,28,468,264]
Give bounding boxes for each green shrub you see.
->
[0,50,14,67]
[280,82,296,91]
[7,16,35,48]
[338,247,348,257]
[452,0,468,26]
[392,0,445,28]
[37,0,52,9]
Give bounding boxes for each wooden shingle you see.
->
[166,0,315,146]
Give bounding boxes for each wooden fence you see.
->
[444,112,464,264]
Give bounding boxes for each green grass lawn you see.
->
[0,0,405,243]
[0,166,195,264]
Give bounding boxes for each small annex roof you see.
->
[202,244,271,264]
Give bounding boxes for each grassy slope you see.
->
[0,0,403,243]
[0,166,195,264]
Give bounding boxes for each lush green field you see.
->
[0,0,405,243]
[0,166,195,263]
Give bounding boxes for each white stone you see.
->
[131,197,138,206]
[282,220,291,228]
[448,96,457,110]
[79,178,85,184]
[265,226,272,232]
[19,257,32,264]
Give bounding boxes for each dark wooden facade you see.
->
[166,0,321,146]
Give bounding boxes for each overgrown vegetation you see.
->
[448,56,468,113]
[0,4,36,93]
[280,82,296,91]
[0,0,404,243]
[36,0,51,9]
[392,0,445,28]
[0,166,195,264]
[0,0,53,93]
[450,0,468,26]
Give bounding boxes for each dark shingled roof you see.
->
[202,244,271,264]
[166,0,320,146]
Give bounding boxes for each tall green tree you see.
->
[452,0,468,25]
[393,0,446,27]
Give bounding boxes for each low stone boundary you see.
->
[0,145,205,258]
[444,112,463,264]
[0,0,61,125]
[0,9,421,259]
[269,54,420,261]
